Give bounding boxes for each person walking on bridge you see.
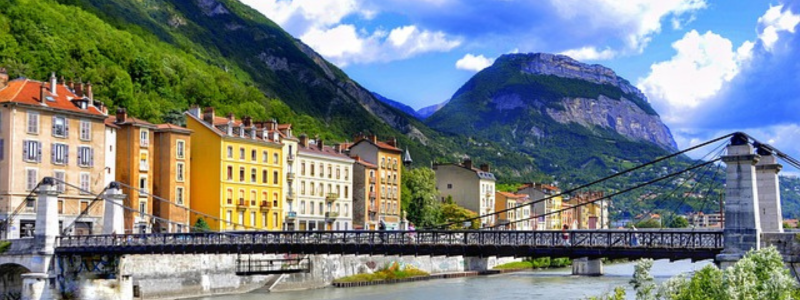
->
[562,224,571,246]
[379,219,387,243]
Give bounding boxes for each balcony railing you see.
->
[286,211,297,220]
[369,177,376,184]
[286,192,295,201]
[368,192,376,199]
[287,172,295,181]
[139,189,149,198]
[287,154,295,163]
[237,198,246,207]
[326,193,338,202]
[325,212,339,220]
[260,201,271,209]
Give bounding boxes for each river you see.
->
[195,259,712,300]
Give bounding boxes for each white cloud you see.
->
[455,54,494,72]
[241,0,461,67]
[758,5,800,51]
[560,46,616,61]
[550,0,707,53]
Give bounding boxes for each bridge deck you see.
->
[54,230,723,261]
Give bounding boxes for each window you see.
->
[23,140,42,162]
[176,140,185,159]
[320,164,325,178]
[336,168,340,179]
[310,163,315,176]
[328,166,332,178]
[301,162,306,175]
[262,151,268,162]
[54,171,66,193]
[227,146,233,158]
[251,168,257,183]
[301,181,306,195]
[80,173,90,194]
[137,150,147,170]
[239,190,245,205]
[27,112,39,134]
[139,200,147,214]
[0,139,4,161]
[319,203,323,216]
[239,147,245,160]
[261,213,267,228]
[273,212,278,228]
[344,186,348,198]
[226,189,233,205]
[273,171,279,185]
[80,120,91,141]
[51,143,68,165]
[58,200,64,214]
[273,193,278,207]
[344,204,349,217]
[139,129,149,147]
[262,169,268,184]
[250,212,256,227]
[310,202,314,215]
[176,187,185,205]
[238,211,244,226]
[345,168,349,180]
[239,167,245,182]
[447,183,453,189]
[26,168,38,191]
[273,153,279,164]
[52,116,67,138]
[176,162,185,182]
[300,201,306,214]
[226,210,232,228]
[251,150,257,161]
[250,190,257,206]
[226,165,233,181]
[138,176,147,197]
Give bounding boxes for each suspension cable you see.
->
[60,186,109,236]
[1,181,44,239]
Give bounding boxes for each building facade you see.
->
[517,183,562,230]
[294,135,354,231]
[685,212,722,228]
[346,135,403,230]
[571,191,608,229]
[351,157,378,230]
[433,159,496,227]
[186,108,284,231]
[494,192,531,230]
[275,122,298,230]
[0,72,108,238]
[152,124,192,233]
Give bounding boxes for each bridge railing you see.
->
[55,229,723,250]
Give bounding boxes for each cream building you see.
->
[0,72,109,238]
[295,135,354,230]
[273,121,299,230]
[433,159,496,227]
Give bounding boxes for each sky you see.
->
[240,0,800,162]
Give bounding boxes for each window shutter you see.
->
[0,139,4,160]
[51,143,56,164]
[36,142,42,163]
[22,141,29,160]
[89,148,94,167]
[77,147,83,165]
[65,145,69,165]
[65,120,69,138]
[52,116,57,136]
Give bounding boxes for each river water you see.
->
[195,259,711,300]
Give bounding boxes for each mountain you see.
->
[417,99,449,119]
[426,53,679,182]
[372,92,422,119]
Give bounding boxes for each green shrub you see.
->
[0,241,11,254]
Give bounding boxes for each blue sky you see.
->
[241,0,800,161]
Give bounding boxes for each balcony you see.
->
[369,205,377,213]
[380,162,385,169]
[286,192,295,201]
[368,192,376,199]
[260,201,271,209]
[380,178,386,184]
[325,193,338,202]
[138,188,149,198]
[392,164,397,170]
[325,212,339,220]
[369,177,376,184]
[287,172,295,181]
[237,198,247,208]
[287,153,295,163]
[286,211,297,220]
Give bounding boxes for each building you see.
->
[109,109,158,233]
[517,183,562,230]
[572,191,609,229]
[685,212,723,228]
[495,192,531,230]
[274,121,298,230]
[103,119,118,188]
[346,134,403,229]
[433,159,496,227]
[294,135,354,231]
[152,124,192,233]
[352,156,378,230]
[0,72,109,238]
[186,108,284,231]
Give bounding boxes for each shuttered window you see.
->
[52,116,68,138]
[77,146,94,167]
[79,120,91,141]
[26,112,39,134]
[22,140,42,162]
[26,168,38,191]
[51,143,69,165]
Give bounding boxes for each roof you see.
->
[350,138,402,153]
[104,117,120,129]
[155,123,193,134]
[0,78,105,116]
[352,156,378,169]
[108,115,157,128]
[185,112,283,146]
[519,182,559,191]
[496,191,527,199]
[299,141,353,161]
[433,162,496,181]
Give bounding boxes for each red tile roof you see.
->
[104,117,120,129]
[156,123,192,134]
[107,115,157,128]
[0,79,104,116]
[497,191,527,199]
[352,156,378,169]
[299,142,352,160]
[350,138,402,153]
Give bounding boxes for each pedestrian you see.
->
[378,219,386,243]
[562,224,570,246]
[630,225,639,247]
[407,222,416,243]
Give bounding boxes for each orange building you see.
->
[495,192,530,230]
[351,156,378,230]
[346,134,403,229]
[152,124,192,233]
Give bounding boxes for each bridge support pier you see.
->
[20,273,53,300]
[571,257,603,276]
[717,134,761,269]
[34,178,59,255]
[755,147,783,233]
[102,183,126,235]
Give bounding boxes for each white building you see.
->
[433,159,496,227]
[295,135,354,230]
[103,119,117,188]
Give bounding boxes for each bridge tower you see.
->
[755,145,783,233]
[20,177,59,300]
[102,182,126,234]
[716,133,762,268]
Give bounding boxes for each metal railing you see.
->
[235,257,310,275]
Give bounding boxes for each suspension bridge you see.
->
[2,132,799,299]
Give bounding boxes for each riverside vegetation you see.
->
[493,257,572,270]
[333,262,429,284]
[590,247,800,300]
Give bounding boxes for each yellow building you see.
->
[346,134,403,230]
[186,107,284,231]
[517,183,562,229]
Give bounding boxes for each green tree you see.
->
[192,217,211,232]
[440,196,480,229]
[401,167,442,228]
[667,216,689,228]
[783,221,796,229]
[634,219,662,228]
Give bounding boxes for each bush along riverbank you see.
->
[494,257,573,271]
[332,262,429,287]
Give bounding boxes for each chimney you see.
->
[317,138,324,150]
[369,134,377,143]
[74,82,84,97]
[50,72,57,94]
[85,81,93,99]
[352,133,363,143]
[67,78,74,91]
[0,68,8,90]
[388,137,397,147]
[334,144,342,153]
[267,119,277,130]
[299,134,309,148]
[39,84,47,103]
[227,112,235,123]
[480,163,490,172]
[188,105,201,118]
[59,76,65,86]
[243,116,252,127]
[116,107,127,123]
[463,158,473,169]
[202,107,215,124]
